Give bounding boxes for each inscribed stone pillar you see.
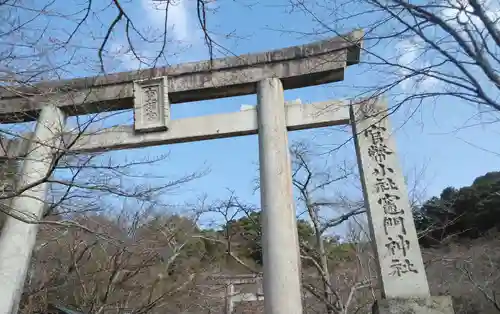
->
[351,97,430,298]
[351,97,454,313]
[0,105,66,314]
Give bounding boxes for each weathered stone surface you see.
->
[0,105,66,314]
[1,99,350,157]
[133,76,170,132]
[257,78,303,314]
[351,97,430,298]
[0,30,362,123]
[373,296,455,314]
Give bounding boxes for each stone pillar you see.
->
[0,105,66,314]
[225,282,235,314]
[257,78,303,314]
[351,97,454,313]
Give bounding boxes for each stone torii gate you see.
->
[0,30,453,314]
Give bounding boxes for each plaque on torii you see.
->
[133,76,170,133]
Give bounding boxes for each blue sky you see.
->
[5,0,500,230]
[113,1,499,198]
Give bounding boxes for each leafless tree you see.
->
[197,193,263,274]
[290,141,377,313]
[0,2,219,312]
[422,233,500,313]
[0,0,217,230]
[20,207,223,314]
[0,133,207,231]
[278,0,499,114]
[0,0,221,77]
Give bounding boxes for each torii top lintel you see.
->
[0,29,363,123]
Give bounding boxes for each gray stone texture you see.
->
[257,78,303,313]
[0,105,66,314]
[133,76,170,133]
[351,97,430,298]
[0,30,362,122]
[373,296,455,314]
[1,99,350,157]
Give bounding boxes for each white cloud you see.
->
[440,0,500,29]
[141,0,191,42]
[109,0,213,70]
[395,38,439,92]
[391,0,499,93]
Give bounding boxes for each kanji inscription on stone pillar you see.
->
[133,76,170,132]
[351,97,430,299]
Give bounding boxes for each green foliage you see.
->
[224,211,263,263]
[222,211,343,265]
[415,172,500,246]
[325,241,353,262]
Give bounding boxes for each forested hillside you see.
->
[4,171,498,313]
[415,172,500,246]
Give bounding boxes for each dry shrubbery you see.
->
[19,214,227,314]
[13,158,500,313]
[20,212,500,314]
[425,234,500,314]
